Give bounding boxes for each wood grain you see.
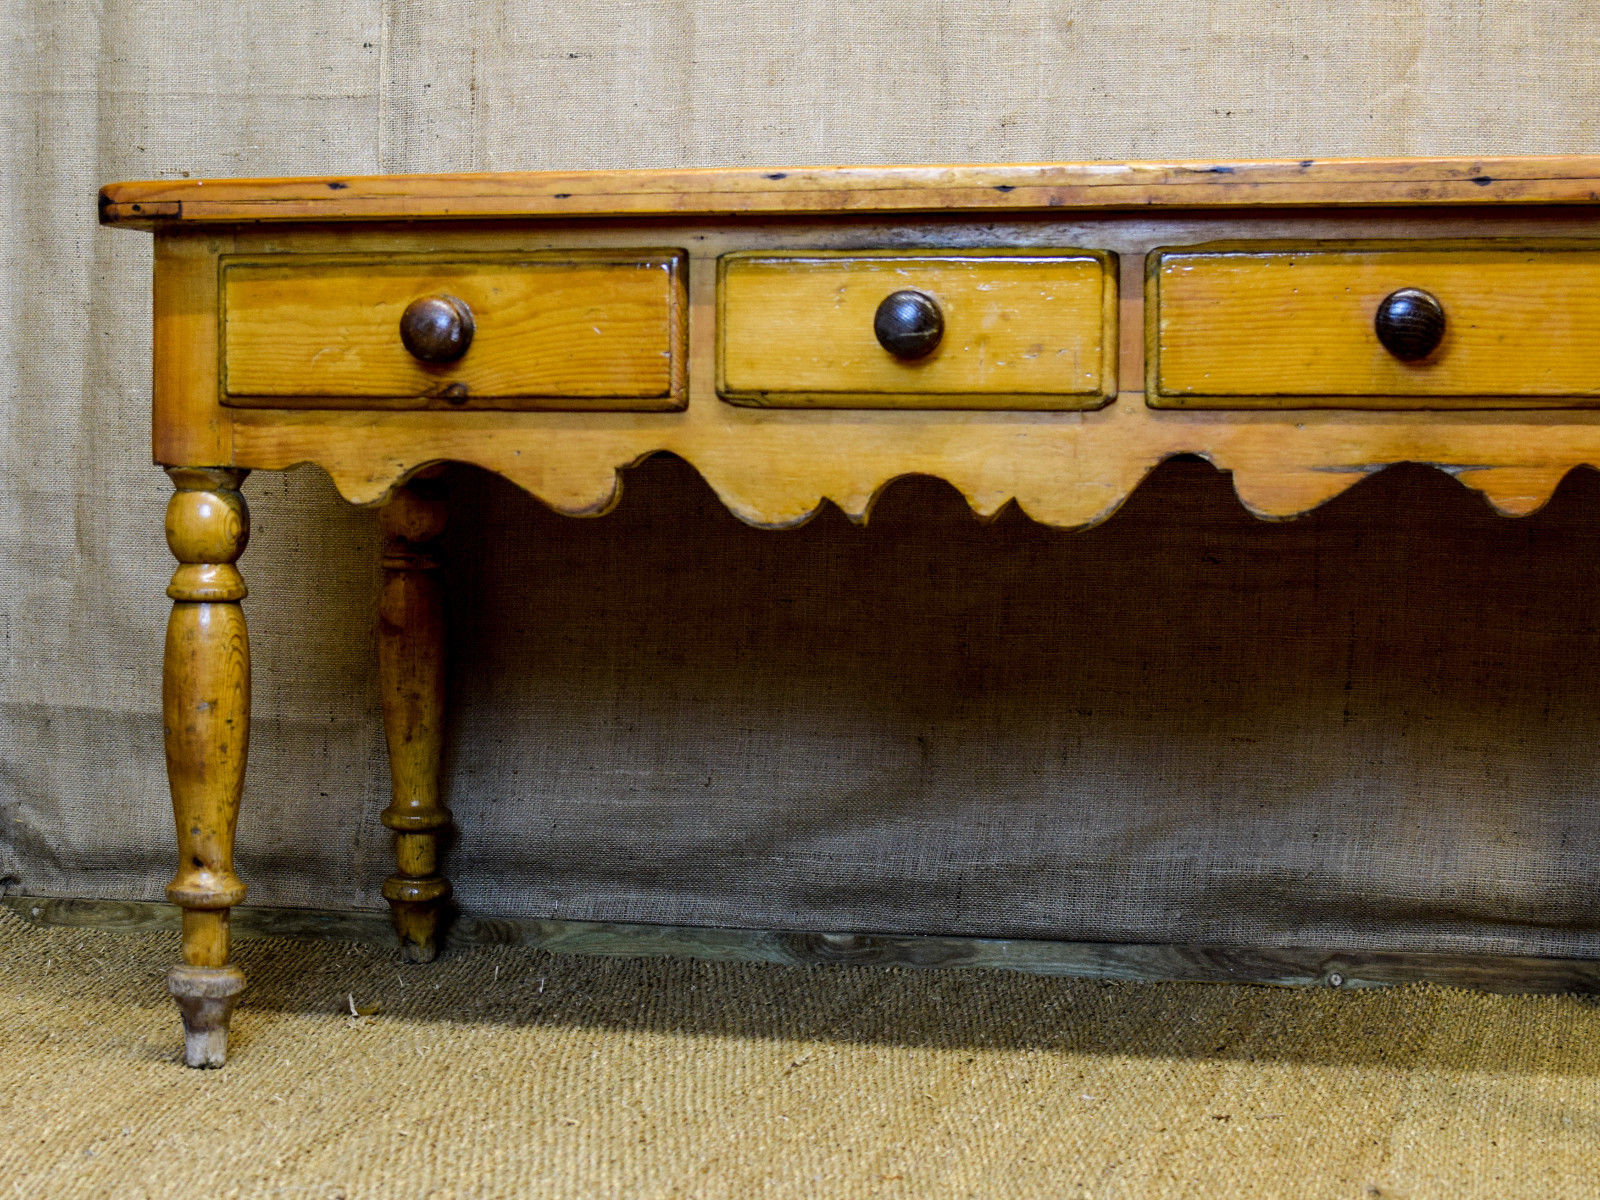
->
[163,468,250,923]
[162,466,251,1067]
[102,163,1600,1066]
[377,476,453,963]
[12,897,1599,997]
[718,251,1115,409]
[153,229,233,467]
[153,209,1600,529]
[98,156,1600,227]
[222,251,685,410]
[1151,242,1600,407]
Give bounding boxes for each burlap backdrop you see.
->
[6,1,1600,955]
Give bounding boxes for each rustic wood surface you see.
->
[133,207,1600,528]
[1151,242,1600,406]
[105,160,1600,1065]
[718,250,1115,408]
[222,251,685,410]
[377,475,453,963]
[161,467,251,1067]
[153,231,232,469]
[9,896,1598,997]
[99,156,1600,226]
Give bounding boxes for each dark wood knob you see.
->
[874,289,944,359]
[400,295,475,364]
[1374,288,1445,362]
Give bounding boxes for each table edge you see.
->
[99,156,1600,229]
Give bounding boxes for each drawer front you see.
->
[221,251,686,410]
[718,251,1116,409]
[1149,243,1600,408]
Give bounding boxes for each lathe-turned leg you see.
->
[162,467,251,1068]
[378,475,453,962]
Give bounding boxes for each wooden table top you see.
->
[99,156,1600,228]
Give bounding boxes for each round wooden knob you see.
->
[874,289,944,359]
[400,295,475,364]
[1375,288,1445,361]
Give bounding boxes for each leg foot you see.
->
[167,963,246,1068]
[383,881,452,963]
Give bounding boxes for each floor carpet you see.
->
[3,906,1599,1199]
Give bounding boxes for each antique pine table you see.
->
[100,157,1600,1066]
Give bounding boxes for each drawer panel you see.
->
[1149,243,1600,408]
[221,251,686,410]
[718,250,1116,409]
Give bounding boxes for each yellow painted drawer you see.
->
[717,250,1117,409]
[1148,242,1600,409]
[221,251,686,410]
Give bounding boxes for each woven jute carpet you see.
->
[3,907,1599,1199]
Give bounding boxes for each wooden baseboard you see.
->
[7,894,1598,995]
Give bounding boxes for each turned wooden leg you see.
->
[378,474,452,962]
[162,467,250,1068]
